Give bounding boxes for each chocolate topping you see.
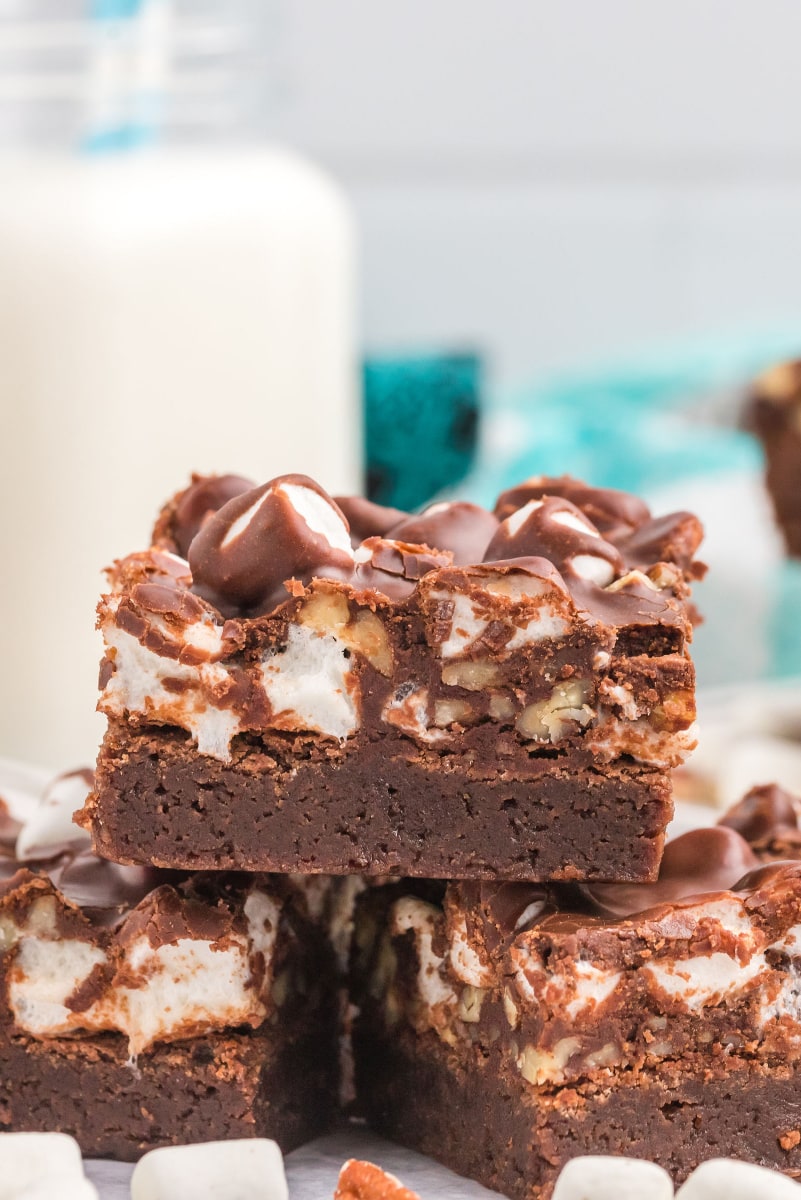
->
[719,783,801,850]
[50,852,173,926]
[168,474,255,558]
[353,538,453,600]
[334,496,408,545]
[494,476,650,539]
[484,496,625,586]
[189,474,355,617]
[618,512,705,578]
[1,770,184,927]
[439,811,784,942]
[449,881,553,957]
[137,470,703,624]
[583,827,760,918]
[386,503,499,566]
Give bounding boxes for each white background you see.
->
[269,0,801,386]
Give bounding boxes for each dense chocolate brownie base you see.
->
[354,1023,801,1200]
[89,725,671,880]
[0,1016,337,1161]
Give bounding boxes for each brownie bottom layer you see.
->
[89,725,671,880]
[0,1018,337,1161]
[354,1024,801,1200]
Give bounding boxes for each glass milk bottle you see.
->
[0,0,358,768]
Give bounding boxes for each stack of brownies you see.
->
[5,468,801,1197]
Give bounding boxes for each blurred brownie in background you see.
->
[747,359,801,557]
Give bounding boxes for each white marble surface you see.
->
[86,1130,502,1199]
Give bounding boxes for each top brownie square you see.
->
[82,472,703,880]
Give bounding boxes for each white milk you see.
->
[0,146,357,767]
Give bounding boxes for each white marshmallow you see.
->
[131,1139,288,1200]
[280,483,353,557]
[0,1132,87,1197]
[675,1159,801,1199]
[260,623,357,741]
[552,1156,674,1200]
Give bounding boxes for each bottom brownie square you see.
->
[0,1020,335,1161]
[354,1025,801,1199]
[0,770,338,1159]
[351,785,801,1197]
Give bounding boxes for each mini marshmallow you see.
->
[130,1139,288,1200]
[552,1155,674,1200]
[675,1158,801,1199]
[0,1132,87,1198]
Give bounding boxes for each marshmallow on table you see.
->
[676,1159,801,1198]
[552,1156,675,1200]
[130,1139,288,1200]
[0,1133,92,1198]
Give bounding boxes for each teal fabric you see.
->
[465,333,801,507]
[454,332,801,686]
[364,353,481,510]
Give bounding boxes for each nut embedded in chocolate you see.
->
[484,496,624,586]
[387,502,499,565]
[188,474,354,616]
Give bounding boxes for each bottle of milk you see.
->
[0,0,358,768]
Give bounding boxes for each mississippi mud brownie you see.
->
[84,471,702,880]
[747,359,801,558]
[351,786,801,1198]
[0,770,337,1160]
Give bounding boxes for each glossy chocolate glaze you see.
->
[153,471,704,625]
[170,474,255,559]
[189,474,355,617]
[455,785,801,946]
[484,495,624,581]
[388,503,500,566]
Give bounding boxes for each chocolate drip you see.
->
[450,880,555,956]
[583,827,760,919]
